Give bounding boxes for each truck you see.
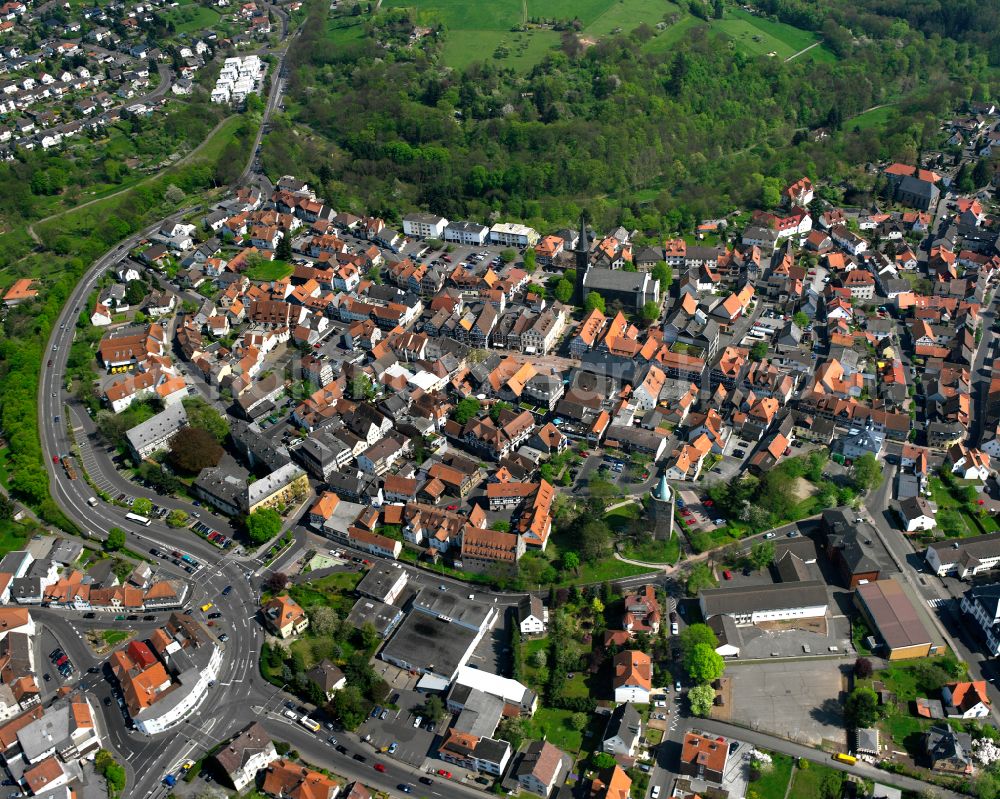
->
[61,456,77,480]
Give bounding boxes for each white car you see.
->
[764,532,776,539]
[651,787,661,799]
[671,622,679,635]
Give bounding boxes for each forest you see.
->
[262,0,1000,234]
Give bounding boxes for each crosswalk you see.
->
[927,598,951,609]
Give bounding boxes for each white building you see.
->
[211,55,266,105]
[125,403,188,460]
[897,496,936,533]
[133,642,223,735]
[699,581,829,625]
[960,584,1000,656]
[214,722,279,792]
[926,533,1000,579]
[444,221,489,246]
[517,595,546,636]
[489,222,539,248]
[402,213,448,239]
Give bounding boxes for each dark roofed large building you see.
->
[822,507,882,587]
[581,268,659,311]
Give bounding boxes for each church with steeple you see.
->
[573,212,660,311]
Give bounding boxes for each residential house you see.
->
[601,703,642,758]
[943,682,991,719]
[513,741,570,798]
[611,650,651,705]
[262,595,309,639]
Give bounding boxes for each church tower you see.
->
[573,213,589,305]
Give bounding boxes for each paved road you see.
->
[34,16,304,799]
[689,718,964,799]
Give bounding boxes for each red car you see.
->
[437,770,452,779]
[52,455,59,463]
[703,499,714,507]
[685,519,695,525]
[723,570,732,580]
[374,764,386,773]
[680,508,691,515]
[446,504,457,511]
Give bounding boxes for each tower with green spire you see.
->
[649,472,674,540]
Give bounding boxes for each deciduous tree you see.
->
[684,643,725,684]
[689,683,715,716]
[105,527,126,552]
[584,291,605,313]
[168,427,223,473]
[246,508,282,544]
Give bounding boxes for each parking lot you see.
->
[356,691,441,768]
[676,490,725,534]
[724,659,847,747]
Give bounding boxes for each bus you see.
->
[833,753,857,765]
[298,716,321,733]
[125,512,151,526]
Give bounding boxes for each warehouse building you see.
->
[855,578,937,660]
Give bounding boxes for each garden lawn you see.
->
[0,447,11,491]
[324,17,368,46]
[882,714,929,755]
[288,571,361,615]
[622,536,680,564]
[569,559,651,585]
[382,0,523,30]
[605,503,640,532]
[0,520,31,555]
[440,29,559,72]
[714,8,818,58]
[787,762,842,799]
[875,654,961,702]
[748,753,793,799]
[526,0,612,25]
[850,104,897,130]
[165,4,222,34]
[525,707,584,753]
[583,0,683,38]
[246,260,294,281]
[101,630,131,647]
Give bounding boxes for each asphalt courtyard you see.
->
[723,659,847,748]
